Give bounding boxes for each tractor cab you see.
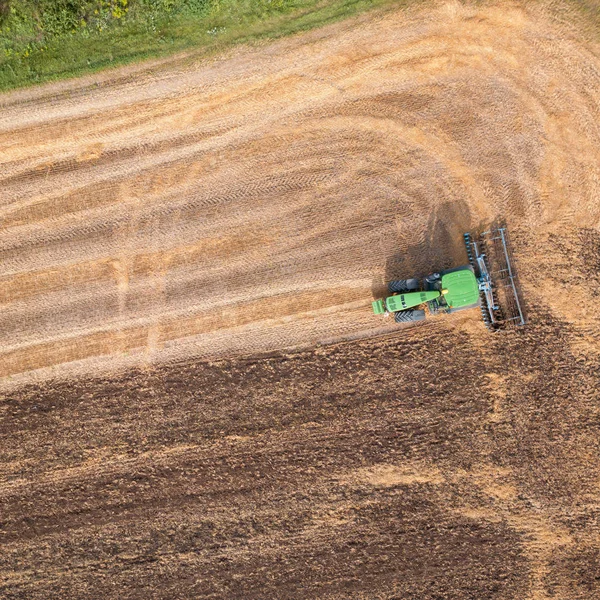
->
[425,267,480,314]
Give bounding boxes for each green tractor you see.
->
[372,227,525,330]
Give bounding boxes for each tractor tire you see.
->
[394,309,426,323]
[388,278,419,293]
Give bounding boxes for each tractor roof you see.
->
[442,269,479,308]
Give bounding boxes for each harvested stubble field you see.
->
[1,1,600,598]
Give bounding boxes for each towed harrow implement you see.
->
[463,227,525,330]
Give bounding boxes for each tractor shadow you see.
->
[371,273,387,301]
[383,199,474,290]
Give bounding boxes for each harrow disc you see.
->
[463,233,475,267]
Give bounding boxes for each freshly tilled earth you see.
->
[1,1,600,598]
[1,313,599,598]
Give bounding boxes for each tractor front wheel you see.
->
[388,278,419,293]
[394,309,426,323]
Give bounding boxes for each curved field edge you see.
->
[0,0,420,93]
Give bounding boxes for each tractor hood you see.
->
[385,290,440,312]
[442,269,479,308]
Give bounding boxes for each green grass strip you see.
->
[0,0,417,92]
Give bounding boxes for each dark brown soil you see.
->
[1,291,598,598]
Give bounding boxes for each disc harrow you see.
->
[464,227,525,330]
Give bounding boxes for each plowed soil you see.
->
[1,1,600,598]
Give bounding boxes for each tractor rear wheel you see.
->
[394,309,426,323]
[388,278,419,293]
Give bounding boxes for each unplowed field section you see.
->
[1,2,599,386]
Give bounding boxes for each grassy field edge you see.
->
[0,0,417,93]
